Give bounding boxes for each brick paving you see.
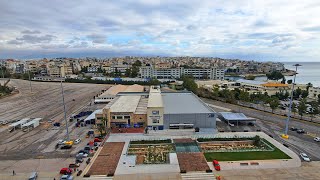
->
[173,138,194,143]
[111,127,144,134]
[177,152,210,172]
[88,142,125,176]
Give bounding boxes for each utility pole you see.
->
[60,80,69,141]
[28,70,32,92]
[282,64,301,139]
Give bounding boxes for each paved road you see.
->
[202,98,320,161]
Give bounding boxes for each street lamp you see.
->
[60,80,70,141]
[282,64,302,139]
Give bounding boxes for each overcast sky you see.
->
[0,0,320,61]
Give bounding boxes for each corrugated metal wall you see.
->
[163,113,216,129]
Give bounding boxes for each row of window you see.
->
[111,115,131,119]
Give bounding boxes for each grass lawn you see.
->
[204,142,291,161]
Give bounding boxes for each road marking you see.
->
[306,132,317,138]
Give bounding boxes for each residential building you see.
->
[139,66,225,80]
[308,87,320,100]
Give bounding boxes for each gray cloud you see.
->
[21,30,41,34]
[86,34,106,44]
[302,26,320,32]
[7,40,23,45]
[15,34,56,44]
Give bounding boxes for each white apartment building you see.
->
[308,87,320,100]
[139,66,225,80]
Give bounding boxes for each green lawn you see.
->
[204,145,291,161]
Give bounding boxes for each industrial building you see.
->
[97,86,216,130]
[94,84,144,103]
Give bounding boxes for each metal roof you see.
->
[85,109,103,121]
[236,79,264,85]
[21,118,42,127]
[9,118,30,127]
[219,112,255,121]
[162,92,214,114]
[110,96,141,112]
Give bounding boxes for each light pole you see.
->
[28,70,32,92]
[60,80,70,141]
[282,64,301,139]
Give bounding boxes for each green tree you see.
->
[318,94,320,104]
[281,77,286,84]
[97,118,107,136]
[132,60,142,67]
[291,102,297,116]
[301,90,308,98]
[306,82,313,91]
[239,90,250,102]
[298,99,307,119]
[294,88,302,99]
[125,68,131,77]
[182,76,198,93]
[287,79,292,84]
[309,101,319,122]
[130,66,139,77]
[266,71,284,81]
[269,97,280,113]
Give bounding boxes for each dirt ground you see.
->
[0,79,108,160]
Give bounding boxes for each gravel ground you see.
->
[0,79,107,160]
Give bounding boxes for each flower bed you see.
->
[128,144,174,164]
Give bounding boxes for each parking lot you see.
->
[0,79,107,160]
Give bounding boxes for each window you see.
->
[112,116,116,119]
[116,116,123,119]
[124,116,130,119]
[152,110,159,115]
[152,119,159,123]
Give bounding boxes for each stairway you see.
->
[181,172,216,180]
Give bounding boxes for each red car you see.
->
[94,138,102,142]
[213,160,220,171]
[60,168,73,174]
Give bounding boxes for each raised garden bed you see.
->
[130,139,172,144]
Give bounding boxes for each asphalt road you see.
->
[202,98,320,161]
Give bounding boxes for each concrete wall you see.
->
[163,113,216,129]
[147,107,164,126]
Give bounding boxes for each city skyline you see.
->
[1,0,320,61]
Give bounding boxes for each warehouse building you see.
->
[98,86,216,130]
[94,84,144,104]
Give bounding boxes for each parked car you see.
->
[60,145,72,149]
[314,137,320,142]
[94,138,102,142]
[59,168,73,175]
[212,160,221,171]
[297,129,305,134]
[53,122,61,127]
[76,170,83,176]
[28,171,38,180]
[60,175,73,180]
[290,127,298,131]
[68,163,80,168]
[84,146,91,151]
[300,153,311,162]
[77,152,88,158]
[74,138,81,144]
[228,122,235,127]
[58,140,66,145]
[78,150,85,154]
[76,158,84,163]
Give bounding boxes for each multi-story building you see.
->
[139,66,225,80]
[308,87,320,100]
[14,64,24,74]
[88,66,99,73]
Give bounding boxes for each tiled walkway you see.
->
[177,152,210,172]
[88,142,125,176]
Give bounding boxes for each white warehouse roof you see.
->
[110,96,141,112]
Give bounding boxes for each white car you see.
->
[300,153,311,162]
[314,137,320,142]
[228,122,235,127]
[57,140,66,145]
[74,138,81,144]
[78,152,88,158]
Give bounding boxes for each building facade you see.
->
[139,66,225,80]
